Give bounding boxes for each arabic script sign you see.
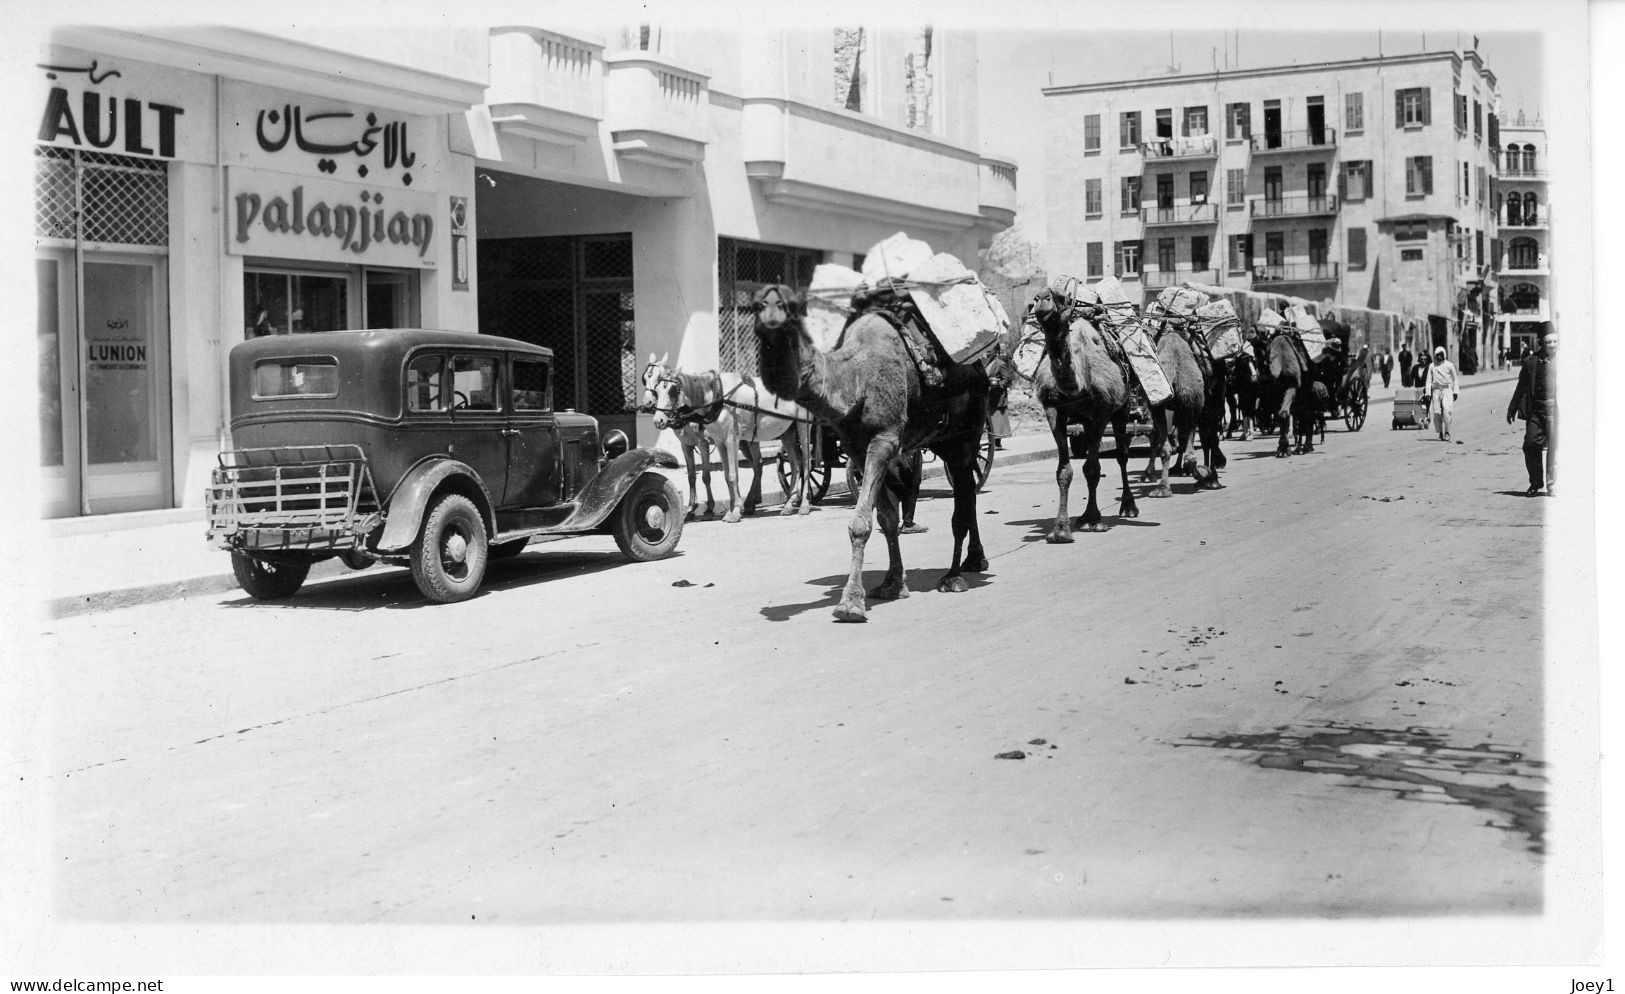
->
[224,81,442,188]
[227,166,437,268]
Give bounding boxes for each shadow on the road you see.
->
[217,550,643,611]
[1003,515,1163,540]
[1494,490,1547,499]
[760,568,994,622]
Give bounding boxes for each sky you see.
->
[976,27,1546,241]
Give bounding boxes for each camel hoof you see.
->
[1080,520,1109,533]
[724,511,742,523]
[1150,488,1172,499]
[799,504,812,516]
[1119,503,1139,519]
[964,554,989,573]
[833,602,868,623]
[1046,530,1075,544]
[1275,450,1288,459]
[779,503,796,516]
[937,574,970,594]
[870,580,908,601]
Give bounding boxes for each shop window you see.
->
[245,270,349,337]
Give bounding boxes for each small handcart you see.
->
[1391,387,1430,430]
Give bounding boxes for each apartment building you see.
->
[1042,50,1501,359]
[1495,114,1551,358]
[33,23,1015,519]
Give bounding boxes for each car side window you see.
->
[450,355,501,411]
[406,354,446,412]
[513,358,551,411]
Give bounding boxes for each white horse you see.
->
[641,354,814,522]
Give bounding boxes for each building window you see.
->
[1120,174,1141,212]
[1155,108,1173,140]
[1400,248,1424,262]
[1344,92,1364,133]
[1084,114,1101,153]
[1189,170,1209,204]
[1182,105,1209,137]
[1157,238,1176,274]
[1476,229,1484,267]
[1228,234,1252,273]
[1393,220,1427,242]
[1347,227,1366,270]
[1509,237,1540,270]
[1226,168,1245,206]
[1308,229,1328,274]
[1405,155,1433,196]
[1190,235,1210,273]
[834,28,865,112]
[1455,92,1469,134]
[1116,240,1142,277]
[1341,160,1371,201]
[1522,191,1538,223]
[1155,172,1174,209]
[1087,242,1104,278]
[1085,178,1103,217]
[1120,111,1141,149]
[1396,87,1431,127]
[1522,145,1538,172]
[1474,99,1482,140]
[1462,161,1470,199]
[1225,102,1250,140]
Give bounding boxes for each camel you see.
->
[751,284,989,622]
[1027,288,1138,540]
[1253,326,1321,456]
[1143,315,1225,495]
[640,356,813,522]
[1223,351,1259,440]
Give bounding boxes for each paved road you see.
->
[24,383,1547,952]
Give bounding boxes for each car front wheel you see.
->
[231,551,310,600]
[612,473,684,562]
[411,493,489,603]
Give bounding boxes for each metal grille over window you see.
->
[582,289,636,414]
[36,147,169,246]
[717,238,818,377]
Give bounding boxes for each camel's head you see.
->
[640,353,681,430]
[751,284,804,337]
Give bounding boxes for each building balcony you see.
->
[1498,164,1549,181]
[1143,266,1220,288]
[1141,201,1219,227]
[1496,301,1550,324]
[1499,209,1550,230]
[1139,135,1218,161]
[742,99,988,230]
[1249,128,1337,154]
[486,27,605,147]
[1253,261,1339,285]
[602,51,710,167]
[1250,194,1339,219]
[978,154,1018,231]
[1499,255,1550,277]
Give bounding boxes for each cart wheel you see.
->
[777,451,831,505]
[973,426,996,491]
[1346,394,1368,432]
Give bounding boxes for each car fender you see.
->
[374,458,493,552]
[571,448,681,529]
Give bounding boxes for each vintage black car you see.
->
[206,329,683,603]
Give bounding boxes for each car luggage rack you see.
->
[207,444,381,549]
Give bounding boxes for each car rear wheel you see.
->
[231,551,310,600]
[411,493,488,603]
[612,473,684,562]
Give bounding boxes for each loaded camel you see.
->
[640,355,813,522]
[1143,311,1226,494]
[1026,287,1139,540]
[752,284,989,622]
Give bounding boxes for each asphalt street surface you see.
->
[31,383,1545,931]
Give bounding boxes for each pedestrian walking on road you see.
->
[985,344,1012,449]
[1398,342,1415,387]
[1427,347,1460,442]
[1379,350,1393,388]
[1506,331,1558,497]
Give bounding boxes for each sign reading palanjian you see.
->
[227,167,436,268]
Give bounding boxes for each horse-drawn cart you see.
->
[779,420,997,503]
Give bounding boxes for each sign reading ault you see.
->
[227,167,436,268]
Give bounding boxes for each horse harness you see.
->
[645,367,817,434]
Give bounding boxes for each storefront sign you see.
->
[227,167,436,268]
[37,52,214,162]
[224,81,444,189]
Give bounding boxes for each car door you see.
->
[504,354,559,509]
[448,352,508,504]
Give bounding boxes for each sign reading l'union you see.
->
[227,167,437,268]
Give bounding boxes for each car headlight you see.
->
[602,429,630,461]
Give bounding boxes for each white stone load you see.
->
[858,232,1006,363]
[1150,284,1207,320]
[1192,295,1248,360]
[1286,304,1327,361]
[805,263,864,351]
